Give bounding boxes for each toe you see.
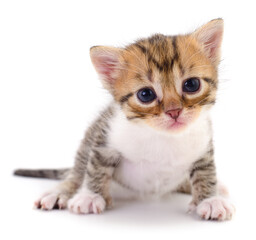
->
[40,193,58,210]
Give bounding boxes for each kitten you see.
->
[14,19,235,220]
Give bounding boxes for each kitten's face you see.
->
[91,19,223,133]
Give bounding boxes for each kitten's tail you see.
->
[13,168,70,180]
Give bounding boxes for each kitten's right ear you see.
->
[192,18,224,65]
[90,46,123,91]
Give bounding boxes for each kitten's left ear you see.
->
[90,46,123,92]
[193,18,224,64]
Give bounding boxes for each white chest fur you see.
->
[107,108,212,196]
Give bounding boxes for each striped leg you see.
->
[189,147,235,221]
[68,147,121,214]
[190,148,217,206]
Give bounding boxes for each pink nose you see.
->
[166,108,182,120]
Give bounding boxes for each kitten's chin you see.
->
[166,121,186,130]
[146,120,189,135]
[161,121,189,134]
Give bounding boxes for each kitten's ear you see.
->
[193,18,224,64]
[90,46,123,91]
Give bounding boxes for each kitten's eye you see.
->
[183,78,200,93]
[137,88,156,103]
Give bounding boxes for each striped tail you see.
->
[13,168,70,180]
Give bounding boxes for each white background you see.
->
[0,0,255,239]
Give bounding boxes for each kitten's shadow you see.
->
[94,193,198,226]
[28,178,199,225]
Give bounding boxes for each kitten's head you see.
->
[90,19,223,133]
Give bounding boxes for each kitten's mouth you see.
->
[167,120,185,130]
[154,116,187,132]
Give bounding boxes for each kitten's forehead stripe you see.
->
[170,36,179,71]
[147,69,153,82]
[179,63,185,76]
[133,35,183,76]
[149,56,164,72]
[134,43,147,54]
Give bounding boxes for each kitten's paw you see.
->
[34,191,69,210]
[196,196,235,221]
[68,192,106,214]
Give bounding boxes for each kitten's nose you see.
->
[166,108,182,120]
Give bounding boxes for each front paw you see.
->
[34,191,69,210]
[68,192,106,214]
[195,196,235,221]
